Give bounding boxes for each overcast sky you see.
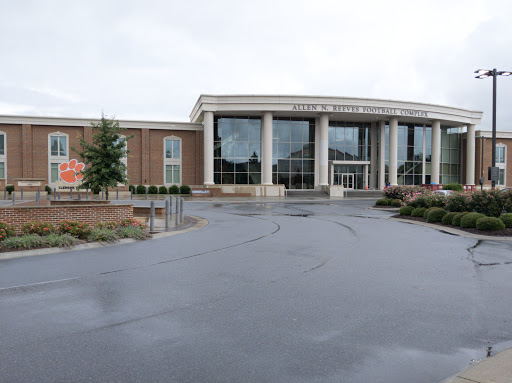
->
[1,0,511,130]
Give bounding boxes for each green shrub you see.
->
[129,184,136,193]
[499,213,512,228]
[45,233,82,247]
[5,185,14,194]
[424,193,447,208]
[169,185,180,194]
[423,207,436,219]
[119,218,146,228]
[136,185,146,195]
[179,185,191,194]
[45,185,52,194]
[442,212,459,225]
[470,189,505,217]
[427,208,447,223]
[411,207,427,217]
[159,186,168,194]
[2,234,46,249]
[390,199,402,207]
[96,221,119,230]
[57,220,91,239]
[117,226,151,240]
[503,190,512,213]
[22,221,56,236]
[445,192,473,212]
[452,212,470,226]
[399,206,414,215]
[0,221,16,240]
[460,212,486,228]
[376,198,390,206]
[88,228,119,242]
[443,183,463,192]
[476,217,505,231]
[148,185,158,194]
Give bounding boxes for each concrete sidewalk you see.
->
[441,347,512,383]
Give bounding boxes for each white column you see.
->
[363,165,369,189]
[203,111,214,185]
[370,122,377,188]
[379,120,386,190]
[261,112,273,185]
[319,114,329,186]
[422,126,426,184]
[466,124,476,185]
[431,120,441,184]
[389,117,398,186]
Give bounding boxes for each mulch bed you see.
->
[392,214,512,237]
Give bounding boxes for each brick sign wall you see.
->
[0,204,133,233]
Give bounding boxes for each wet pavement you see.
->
[1,199,512,383]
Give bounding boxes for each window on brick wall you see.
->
[164,136,181,185]
[0,133,6,179]
[48,132,69,185]
[496,144,506,186]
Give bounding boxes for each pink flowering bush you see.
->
[21,221,56,236]
[118,218,146,228]
[0,221,16,241]
[384,185,426,201]
[470,189,506,217]
[445,191,474,212]
[57,220,92,239]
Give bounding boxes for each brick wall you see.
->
[475,137,512,187]
[0,122,203,188]
[0,204,133,233]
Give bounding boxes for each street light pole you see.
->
[475,68,511,189]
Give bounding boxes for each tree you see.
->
[73,113,132,200]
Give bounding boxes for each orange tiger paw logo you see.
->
[59,159,85,184]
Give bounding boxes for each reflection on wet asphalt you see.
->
[1,199,512,383]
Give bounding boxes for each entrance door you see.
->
[342,174,354,189]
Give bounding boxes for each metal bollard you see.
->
[145,187,148,200]
[180,198,184,223]
[36,191,40,206]
[86,189,89,200]
[169,196,173,215]
[12,192,15,205]
[53,188,56,199]
[78,192,81,200]
[70,189,73,200]
[130,190,133,200]
[101,187,104,200]
[175,197,179,225]
[58,192,61,200]
[116,188,119,200]
[165,200,170,229]
[37,189,40,203]
[4,187,6,200]
[20,188,23,200]
[150,201,155,232]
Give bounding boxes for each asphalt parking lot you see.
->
[1,198,512,383]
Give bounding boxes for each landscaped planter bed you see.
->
[392,214,512,237]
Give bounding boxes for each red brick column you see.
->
[22,124,33,178]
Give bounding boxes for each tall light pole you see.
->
[475,68,511,188]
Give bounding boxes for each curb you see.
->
[0,215,208,261]
[391,217,512,241]
[440,347,512,383]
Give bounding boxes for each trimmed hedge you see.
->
[128,184,136,193]
[411,207,427,217]
[399,206,414,215]
[499,213,512,228]
[159,186,168,194]
[148,185,158,194]
[427,208,447,223]
[460,213,486,228]
[476,217,505,231]
[169,185,180,194]
[136,185,146,195]
[390,199,402,207]
[423,207,437,219]
[443,183,463,192]
[180,185,191,195]
[452,212,470,227]
[441,212,459,225]
[410,196,429,208]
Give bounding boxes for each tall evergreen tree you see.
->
[73,113,132,200]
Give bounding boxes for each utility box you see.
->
[488,166,500,182]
